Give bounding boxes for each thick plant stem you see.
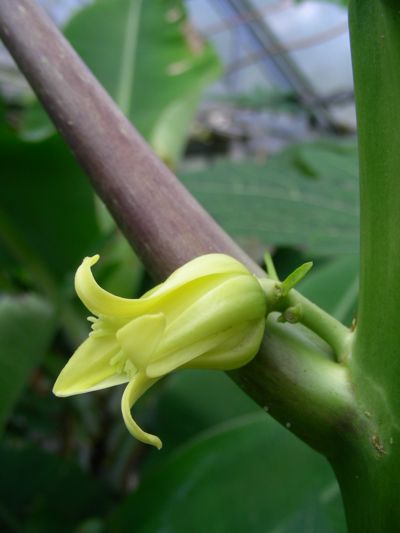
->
[332,444,400,533]
[336,1,400,530]
[0,0,250,280]
[230,319,358,456]
[0,0,357,455]
[350,0,400,412]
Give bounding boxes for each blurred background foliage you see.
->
[0,0,357,531]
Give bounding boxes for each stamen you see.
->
[124,360,137,379]
[110,350,125,367]
[89,329,113,338]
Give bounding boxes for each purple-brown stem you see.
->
[0,0,250,279]
[0,0,357,454]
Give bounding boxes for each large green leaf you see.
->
[153,370,257,447]
[110,414,345,532]
[0,443,110,532]
[0,294,54,432]
[136,369,259,474]
[0,135,101,283]
[180,142,359,256]
[22,0,220,165]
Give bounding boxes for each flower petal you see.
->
[116,313,166,371]
[142,254,250,300]
[187,318,266,370]
[53,335,127,397]
[146,274,232,324]
[146,327,231,378]
[75,255,152,317]
[157,275,266,355]
[121,372,162,449]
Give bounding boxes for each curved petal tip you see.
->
[121,373,163,450]
[84,254,100,267]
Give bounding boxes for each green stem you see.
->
[281,291,352,362]
[330,1,400,529]
[349,0,400,445]
[332,443,400,532]
[230,317,360,456]
[350,0,400,408]
[259,277,351,360]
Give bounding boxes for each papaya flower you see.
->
[53,254,267,449]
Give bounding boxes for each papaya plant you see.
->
[0,0,398,531]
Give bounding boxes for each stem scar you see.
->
[371,434,387,456]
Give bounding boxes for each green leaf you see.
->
[0,135,101,283]
[110,414,345,532]
[0,294,54,432]
[153,370,258,450]
[298,255,359,326]
[0,443,110,532]
[180,142,359,256]
[282,261,313,295]
[22,0,220,166]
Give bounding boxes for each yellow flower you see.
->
[53,254,267,449]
